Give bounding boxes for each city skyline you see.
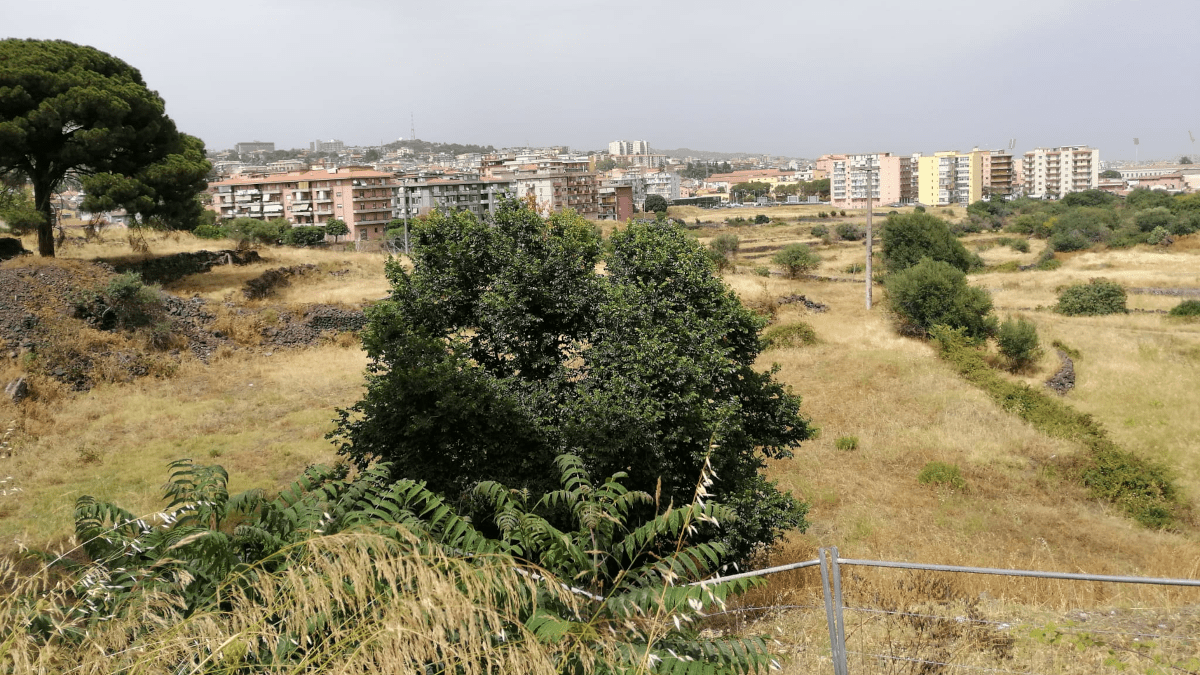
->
[5,0,1197,161]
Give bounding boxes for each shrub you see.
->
[1055,278,1127,316]
[1134,207,1174,233]
[1062,189,1117,207]
[885,258,996,340]
[1006,213,1048,236]
[1147,226,1173,246]
[835,223,864,241]
[834,436,859,451]
[283,225,327,247]
[839,210,846,217]
[761,322,819,349]
[709,233,740,257]
[881,212,981,273]
[753,214,769,225]
[914,205,926,213]
[1171,212,1200,235]
[772,243,821,278]
[193,223,223,239]
[752,265,770,277]
[818,211,828,218]
[997,236,1030,253]
[73,272,165,332]
[843,262,864,274]
[810,224,829,237]
[1125,187,1174,210]
[1033,247,1061,270]
[1168,299,1200,317]
[996,316,1040,371]
[917,461,966,490]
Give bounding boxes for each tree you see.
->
[772,243,821,278]
[643,193,668,214]
[996,316,1040,372]
[1100,169,1122,179]
[1180,156,1193,165]
[1061,189,1116,208]
[0,39,210,256]
[881,211,981,273]
[885,258,996,340]
[331,200,814,562]
[324,218,349,242]
[731,181,771,202]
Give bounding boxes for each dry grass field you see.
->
[0,216,1198,672]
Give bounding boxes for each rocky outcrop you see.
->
[778,294,830,313]
[243,265,318,300]
[110,249,262,285]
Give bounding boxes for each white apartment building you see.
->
[608,140,650,156]
[1023,146,1099,199]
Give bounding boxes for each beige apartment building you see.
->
[208,167,396,241]
[1022,146,1099,199]
[482,154,599,217]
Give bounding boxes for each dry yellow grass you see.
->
[1,228,1198,674]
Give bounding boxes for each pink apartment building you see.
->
[818,153,913,209]
[208,168,397,241]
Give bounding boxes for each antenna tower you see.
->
[410,113,416,142]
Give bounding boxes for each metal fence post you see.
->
[820,547,849,675]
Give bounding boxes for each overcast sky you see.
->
[6,0,1197,161]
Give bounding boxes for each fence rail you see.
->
[696,547,1200,674]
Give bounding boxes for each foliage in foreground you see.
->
[1,456,776,674]
[332,200,813,563]
[884,258,997,340]
[931,326,1184,528]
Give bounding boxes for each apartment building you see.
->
[818,153,913,209]
[235,141,275,154]
[310,139,345,153]
[980,150,1016,198]
[598,185,634,221]
[1022,146,1099,199]
[208,167,396,241]
[916,149,985,206]
[482,154,599,217]
[608,140,650,156]
[394,176,515,220]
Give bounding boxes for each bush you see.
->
[880,212,981,273]
[1134,207,1174,233]
[73,272,165,332]
[1055,278,1127,316]
[643,194,668,214]
[710,233,740,257]
[761,322,819,349]
[1125,188,1174,211]
[753,214,769,225]
[810,224,829,237]
[885,258,996,340]
[752,265,770,277]
[283,225,327,247]
[835,223,864,241]
[917,461,966,490]
[772,243,821,278]
[1168,299,1200,317]
[1033,247,1061,270]
[1062,189,1117,208]
[1147,226,1173,246]
[996,236,1030,253]
[996,316,1040,371]
[843,262,864,274]
[193,223,224,240]
[834,436,859,451]
[1048,207,1119,251]
[914,205,926,213]
[1006,213,1048,236]
[839,210,846,217]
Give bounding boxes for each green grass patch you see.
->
[761,322,820,349]
[834,435,859,451]
[918,461,966,490]
[930,326,1184,528]
[1050,339,1082,360]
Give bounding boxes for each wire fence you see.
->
[695,547,1200,675]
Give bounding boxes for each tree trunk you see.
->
[32,179,55,257]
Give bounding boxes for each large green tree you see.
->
[881,211,981,273]
[0,39,209,255]
[331,200,814,561]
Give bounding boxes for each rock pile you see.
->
[778,294,830,313]
[1045,349,1076,395]
[110,249,262,285]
